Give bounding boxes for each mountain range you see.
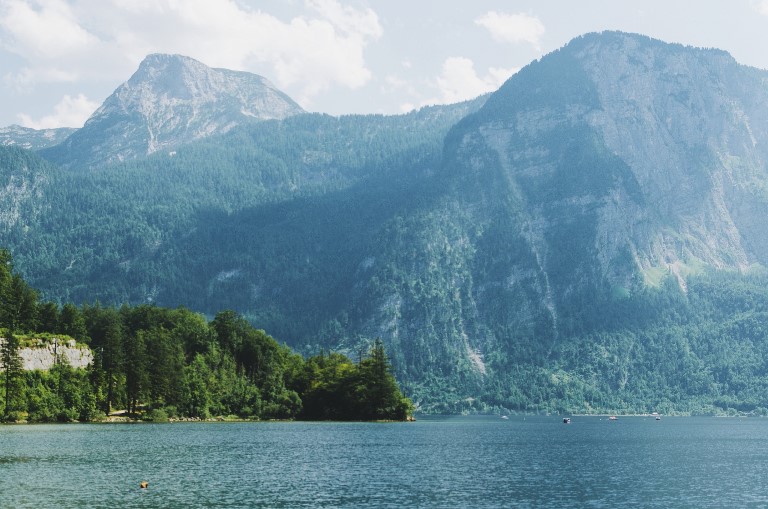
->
[3,31,768,414]
[0,125,75,150]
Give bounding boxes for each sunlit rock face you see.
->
[43,54,304,169]
[0,337,92,370]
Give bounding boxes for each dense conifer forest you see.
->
[0,250,413,423]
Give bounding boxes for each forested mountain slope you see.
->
[4,32,768,414]
[8,97,485,307]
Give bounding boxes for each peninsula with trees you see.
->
[0,249,413,423]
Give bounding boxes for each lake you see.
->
[1,416,767,508]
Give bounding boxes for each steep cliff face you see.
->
[446,32,768,302]
[577,33,768,277]
[42,54,304,168]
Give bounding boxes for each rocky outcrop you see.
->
[0,337,92,370]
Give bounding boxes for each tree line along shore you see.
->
[0,249,413,423]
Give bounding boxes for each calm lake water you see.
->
[2,416,768,508]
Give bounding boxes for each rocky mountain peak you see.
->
[120,53,295,114]
[43,53,304,168]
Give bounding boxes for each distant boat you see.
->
[608,416,618,421]
[655,415,661,421]
[501,415,509,420]
[563,417,571,424]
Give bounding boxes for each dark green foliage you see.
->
[0,249,39,333]
[293,340,413,421]
[1,331,24,420]
[58,303,88,342]
[0,252,413,421]
[24,363,98,422]
[468,270,768,416]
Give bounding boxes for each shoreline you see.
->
[1,415,417,425]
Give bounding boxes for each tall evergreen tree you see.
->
[1,331,24,421]
[38,302,60,333]
[356,339,411,420]
[7,274,39,332]
[147,327,185,408]
[0,249,16,330]
[58,303,89,343]
[124,330,149,414]
[85,305,125,413]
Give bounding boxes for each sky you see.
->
[2,0,768,129]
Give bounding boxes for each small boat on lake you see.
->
[608,416,618,421]
[563,417,571,424]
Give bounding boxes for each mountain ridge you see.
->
[0,125,76,151]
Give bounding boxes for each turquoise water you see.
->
[2,416,768,508]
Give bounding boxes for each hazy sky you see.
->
[2,0,768,129]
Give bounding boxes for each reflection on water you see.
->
[0,456,32,464]
[1,416,767,508]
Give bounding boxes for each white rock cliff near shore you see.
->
[0,337,92,370]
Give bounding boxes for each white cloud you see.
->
[475,11,545,49]
[306,0,382,38]
[7,67,79,89]
[0,0,383,118]
[754,0,768,15]
[419,57,517,107]
[487,66,519,86]
[18,93,99,128]
[382,74,417,97]
[0,0,97,58]
[435,57,492,104]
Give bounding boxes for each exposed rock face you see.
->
[577,33,768,277]
[447,31,768,304]
[0,337,92,370]
[42,54,304,168]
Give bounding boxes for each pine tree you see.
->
[59,303,88,343]
[1,331,24,421]
[124,330,148,414]
[354,339,413,420]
